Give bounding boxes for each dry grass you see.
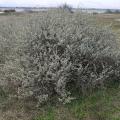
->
[95,13,120,44]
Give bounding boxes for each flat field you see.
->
[96,14,120,41]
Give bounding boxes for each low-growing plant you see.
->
[0,10,120,104]
[19,10,120,103]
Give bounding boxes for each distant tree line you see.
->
[4,9,16,13]
[105,9,120,14]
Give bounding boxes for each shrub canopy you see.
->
[0,10,120,104]
[22,10,120,102]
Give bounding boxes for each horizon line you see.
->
[0,6,119,10]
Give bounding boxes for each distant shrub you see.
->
[59,3,73,13]
[114,10,120,14]
[105,9,113,14]
[105,9,120,14]
[93,12,98,15]
[4,9,16,13]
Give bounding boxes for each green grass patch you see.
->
[68,87,120,120]
[34,86,120,120]
[34,107,55,120]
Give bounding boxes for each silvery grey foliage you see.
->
[21,10,120,103]
[0,10,119,104]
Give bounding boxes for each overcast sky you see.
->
[0,0,120,9]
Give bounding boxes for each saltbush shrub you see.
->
[20,10,120,103]
[0,10,120,104]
